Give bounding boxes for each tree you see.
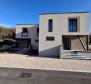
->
[0,26,15,39]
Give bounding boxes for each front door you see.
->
[63,38,71,50]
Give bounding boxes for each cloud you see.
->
[0,23,13,28]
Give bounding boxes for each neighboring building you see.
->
[16,24,39,50]
[39,12,90,58]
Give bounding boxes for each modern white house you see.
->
[39,12,90,58]
[16,12,90,59]
[16,24,39,50]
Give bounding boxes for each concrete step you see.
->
[62,55,91,60]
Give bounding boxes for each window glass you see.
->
[22,28,28,37]
[46,37,54,41]
[48,19,53,32]
[69,19,77,32]
[23,28,28,32]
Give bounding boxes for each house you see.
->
[16,12,90,59]
[16,24,39,50]
[39,12,90,58]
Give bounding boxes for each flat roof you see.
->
[40,11,89,15]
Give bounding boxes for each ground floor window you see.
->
[46,37,54,41]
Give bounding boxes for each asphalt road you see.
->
[0,68,90,84]
[0,53,91,84]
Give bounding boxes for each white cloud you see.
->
[0,23,13,28]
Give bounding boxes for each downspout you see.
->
[77,35,87,52]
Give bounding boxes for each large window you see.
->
[48,19,53,32]
[69,19,78,32]
[22,28,28,37]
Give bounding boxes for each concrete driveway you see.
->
[0,53,91,72]
[0,53,91,84]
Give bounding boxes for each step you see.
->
[62,55,91,60]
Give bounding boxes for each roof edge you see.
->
[40,11,90,15]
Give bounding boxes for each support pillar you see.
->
[87,35,89,51]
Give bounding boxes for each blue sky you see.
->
[0,0,90,30]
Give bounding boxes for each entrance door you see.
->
[63,38,71,50]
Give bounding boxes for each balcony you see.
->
[22,32,28,37]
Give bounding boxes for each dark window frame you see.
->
[22,28,28,37]
[63,38,71,50]
[36,28,39,36]
[37,28,39,33]
[46,37,54,41]
[69,18,78,32]
[22,28,28,32]
[48,19,53,32]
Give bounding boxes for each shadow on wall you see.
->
[39,46,60,59]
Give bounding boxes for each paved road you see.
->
[0,67,90,84]
[0,53,91,84]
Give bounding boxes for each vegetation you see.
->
[0,26,15,40]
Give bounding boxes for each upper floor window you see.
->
[22,28,28,32]
[48,19,53,32]
[22,28,28,37]
[37,28,39,33]
[69,18,78,32]
[36,28,39,36]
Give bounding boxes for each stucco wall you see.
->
[16,24,35,38]
[39,13,89,57]
[71,36,87,51]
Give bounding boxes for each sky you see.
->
[0,0,90,30]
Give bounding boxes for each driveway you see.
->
[0,53,91,73]
[0,53,91,84]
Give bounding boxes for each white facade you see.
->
[39,12,90,57]
[16,24,39,50]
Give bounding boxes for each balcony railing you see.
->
[22,32,28,37]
